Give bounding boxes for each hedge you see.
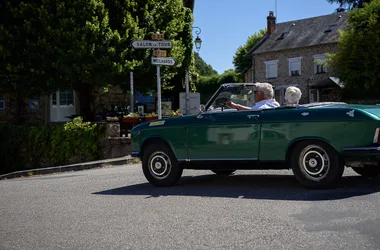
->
[0,117,104,175]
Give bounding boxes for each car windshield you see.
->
[206,84,256,111]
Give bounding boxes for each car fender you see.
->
[139,134,177,159]
[285,136,335,159]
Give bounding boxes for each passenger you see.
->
[285,86,302,105]
[226,82,280,111]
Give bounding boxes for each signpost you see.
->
[130,40,172,49]
[131,33,176,119]
[130,72,134,113]
[151,57,176,66]
[153,49,167,57]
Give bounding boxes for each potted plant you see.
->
[122,112,139,123]
[145,112,158,121]
[170,109,182,117]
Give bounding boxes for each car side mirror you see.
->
[199,104,205,112]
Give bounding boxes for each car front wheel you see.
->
[352,166,380,178]
[291,141,344,189]
[142,142,183,187]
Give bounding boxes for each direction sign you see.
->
[151,57,176,66]
[152,33,164,40]
[153,49,167,57]
[131,40,172,49]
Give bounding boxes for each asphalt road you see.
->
[1,164,380,250]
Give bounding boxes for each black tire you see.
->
[211,170,236,175]
[142,142,183,187]
[352,166,380,178]
[290,140,344,189]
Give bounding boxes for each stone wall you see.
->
[252,43,340,104]
[0,94,47,124]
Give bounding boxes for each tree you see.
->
[0,0,195,122]
[327,0,372,9]
[327,0,380,98]
[195,69,243,103]
[233,29,266,74]
[0,0,117,122]
[194,52,218,76]
[102,0,195,93]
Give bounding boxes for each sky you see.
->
[192,0,341,74]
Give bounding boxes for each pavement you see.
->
[0,155,140,180]
[1,166,380,250]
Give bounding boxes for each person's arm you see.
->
[225,101,251,110]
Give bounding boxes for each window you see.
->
[309,89,320,103]
[0,100,5,110]
[288,57,302,76]
[313,54,328,74]
[265,60,278,79]
[325,24,336,32]
[51,90,74,106]
[277,32,289,40]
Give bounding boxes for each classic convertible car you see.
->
[131,83,380,189]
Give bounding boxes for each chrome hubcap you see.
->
[299,145,330,180]
[149,151,171,180]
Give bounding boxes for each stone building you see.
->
[243,11,348,104]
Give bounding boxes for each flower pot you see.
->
[122,117,138,123]
[145,116,158,121]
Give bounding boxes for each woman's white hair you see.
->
[256,82,274,99]
[285,86,302,104]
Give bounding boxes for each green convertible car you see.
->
[131,83,380,189]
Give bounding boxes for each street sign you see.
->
[153,49,167,57]
[152,33,164,40]
[130,40,172,49]
[151,57,176,66]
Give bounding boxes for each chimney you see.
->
[267,11,276,35]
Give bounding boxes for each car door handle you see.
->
[197,115,215,121]
[247,115,260,120]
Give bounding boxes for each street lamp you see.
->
[193,27,202,52]
[185,26,202,115]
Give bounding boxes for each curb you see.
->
[0,156,140,180]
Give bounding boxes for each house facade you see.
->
[244,11,348,104]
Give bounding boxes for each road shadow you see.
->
[93,173,380,201]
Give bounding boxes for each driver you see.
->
[225,82,280,110]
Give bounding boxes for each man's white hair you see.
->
[285,86,302,104]
[256,82,274,99]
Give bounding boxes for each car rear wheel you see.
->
[142,142,183,187]
[211,170,236,175]
[291,141,344,189]
[352,166,380,178]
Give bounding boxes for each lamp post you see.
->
[185,26,202,115]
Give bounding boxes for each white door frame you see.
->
[50,90,76,122]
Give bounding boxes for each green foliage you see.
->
[102,0,195,93]
[233,29,266,73]
[0,0,195,120]
[0,0,117,95]
[195,70,243,103]
[194,52,218,76]
[0,120,102,175]
[326,0,380,97]
[327,0,372,9]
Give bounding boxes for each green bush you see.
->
[0,119,102,175]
